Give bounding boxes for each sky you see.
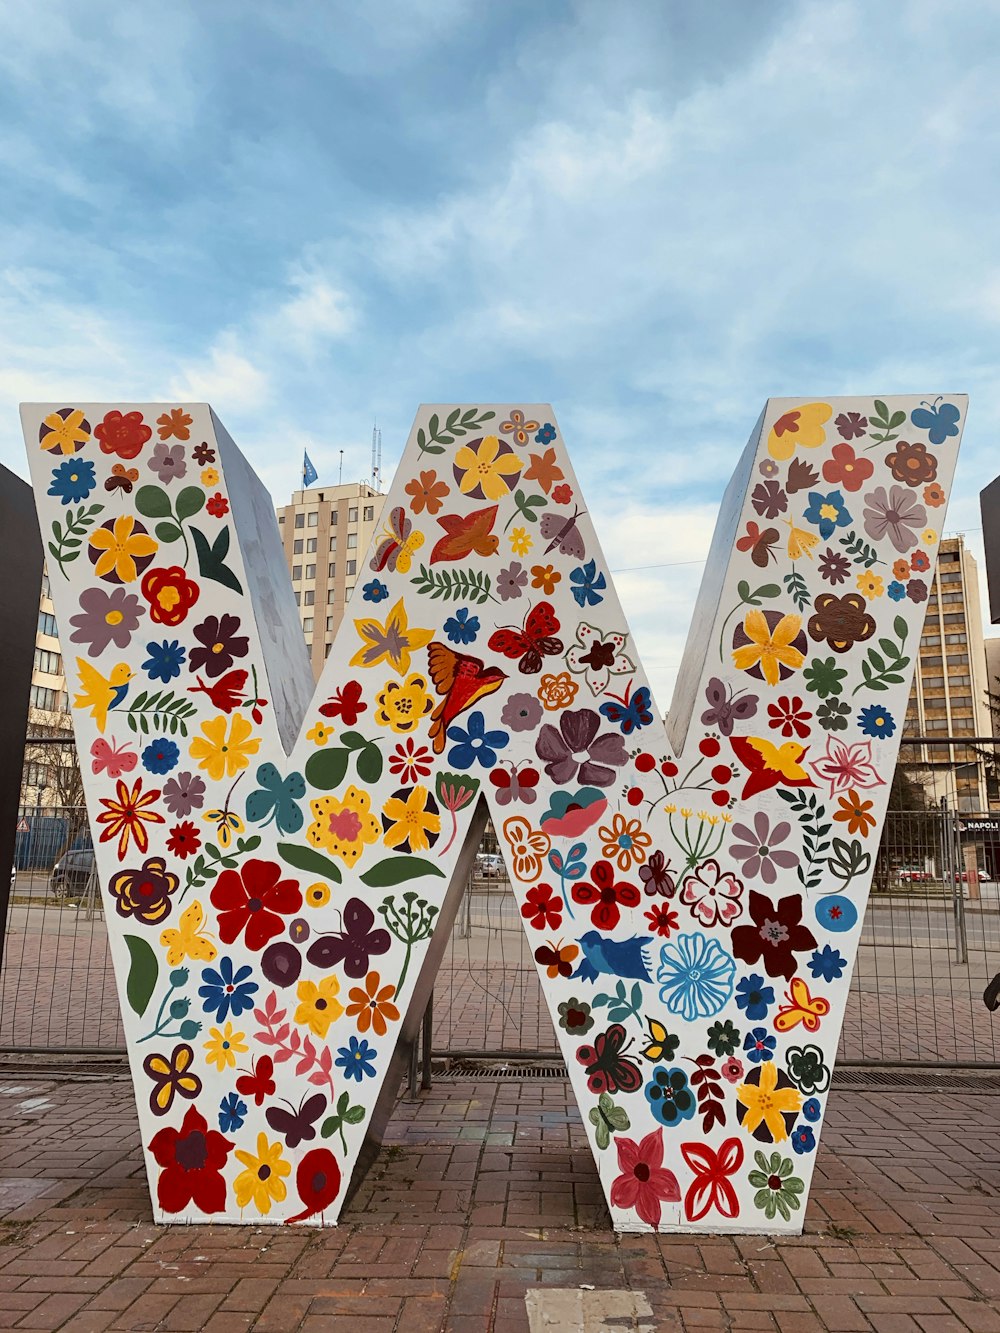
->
[3,0,1000,707]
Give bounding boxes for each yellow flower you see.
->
[201,467,220,487]
[305,881,331,908]
[295,974,344,1037]
[454,434,522,501]
[736,1059,802,1142]
[307,721,333,746]
[40,408,90,454]
[307,785,381,866]
[767,402,832,460]
[88,515,158,583]
[664,803,677,814]
[203,1022,247,1072]
[189,713,261,782]
[234,1134,290,1215]
[509,526,532,557]
[598,813,652,873]
[382,784,441,853]
[856,572,884,599]
[375,673,433,734]
[501,815,551,882]
[731,610,805,688]
[922,529,938,545]
[350,598,434,677]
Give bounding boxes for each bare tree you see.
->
[20,707,87,857]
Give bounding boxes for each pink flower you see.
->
[721,1056,744,1083]
[809,736,886,797]
[679,858,744,927]
[609,1128,680,1228]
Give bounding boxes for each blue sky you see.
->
[3,0,1000,701]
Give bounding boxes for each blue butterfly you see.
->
[910,397,961,445]
[599,684,653,735]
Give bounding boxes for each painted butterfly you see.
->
[700,677,758,737]
[576,1023,643,1095]
[598,684,653,735]
[640,1017,677,1063]
[266,1092,327,1149]
[90,735,138,778]
[236,1054,276,1107]
[540,505,586,560]
[773,976,830,1033]
[159,899,218,967]
[105,463,139,495]
[489,601,563,675]
[306,898,391,979]
[533,939,579,979]
[370,505,425,574]
[489,761,539,805]
[910,397,961,445]
[736,521,779,569]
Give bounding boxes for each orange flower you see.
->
[346,971,400,1037]
[599,813,652,873]
[157,409,193,441]
[537,671,579,711]
[833,788,876,837]
[97,778,165,859]
[530,564,561,595]
[923,482,946,508]
[404,469,450,515]
[892,559,909,581]
[523,448,564,495]
[502,816,550,882]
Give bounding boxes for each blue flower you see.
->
[569,559,607,608]
[857,704,896,739]
[443,606,480,645]
[644,1066,697,1128]
[815,894,858,933]
[363,580,389,603]
[657,932,736,1021]
[47,458,96,505]
[534,423,557,445]
[791,1124,816,1155]
[219,1092,248,1132]
[735,973,775,1021]
[743,1026,776,1063]
[887,581,906,601]
[199,957,258,1022]
[143,738,180,774]
[802,489,852,540]
[336,1036,377,1082]
[802,1098,822,1123]
[808,945,846,982]
[143,639,186,683]
[447,710,508,770]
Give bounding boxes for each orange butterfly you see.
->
[774,977,830,1033]
[105,464,139,495]
[533,939,579,979]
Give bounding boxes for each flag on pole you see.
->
[302,451,318,487]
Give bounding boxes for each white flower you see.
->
[565,622,635,696]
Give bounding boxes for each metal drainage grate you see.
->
[833,1067,1000,1094]
[432,1059,568,1080]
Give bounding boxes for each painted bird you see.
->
[426,643,507,753]
[572,932,653,984]
[730,734,813,799]
[74,658,133,733]
[430,506,500,563]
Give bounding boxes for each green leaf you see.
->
[135,485,172,519]
[360,856,445,888]
[276,842,343,883]
[154,521,183,544]
[192,525,243,595]
[737,579,750,601]
[889,410,906,429]
[175,486,206,522]
[356,742,383,785]
[422,443,445,455]
[305,747,350,790]
[893,616,907,641]
[339,731,366,751]
[873,399,888,421]
[320,1117,337,1139]
[124,935,158,1016]
[754,584,781,599]
[344,1105,366,1125]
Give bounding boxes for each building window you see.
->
[305,564,316,580]
[307,537,317,553]
[327,589,336,603]
[923,635,941,647]
[921,676,944,690]
[349,507,358,522]
[307,511,318,528]
[33,648,62,675]
[941,593,963,605]
[278,513,285,524]
[38,611,58,637]
[293,539,303,554]
[346,560,357,576]
[292,565,301,581]
[346,532,357,549]
[304,590,315,606]
[295,513,304,529]
[330,511,338,525]
[329,536,337,552]
[294,592,300,606]
[328,562,336,578]
[302,616,313,633]
[325,642,332,658]
[326,617,334,631]
[364,505,374,521]
[943,613,965,625]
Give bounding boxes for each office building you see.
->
[21,570,75,809]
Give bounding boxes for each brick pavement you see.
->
[1,1065,1000,1331]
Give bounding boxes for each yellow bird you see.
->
[74,659,133,733]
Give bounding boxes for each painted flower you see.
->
[735,973,775,1021]
[552,483,572,504]
[521,882,563,931]
[162,771,205,817]
[108,856,179,925]
[294,975,345,1038]
[142,1043,202,1116]
[907,578,927,603]
[706,1021,740,1058]
[856,572,884,599]
[802,655,847,699]
[565,622,635,696]
[821,442,873,492]
[808,945,846,982]
[203,1022,248,1073]
[645,1067,696,1128]
[679,859,744,928]
[536,707,627,787]
[336,1036,377,1082]
[156,409,193,441]
[731,891,817,981]
[736,1063,803,1143]
[501,815,551,882]
[362,579,389,603]
[497,561,528,601]
[835,411,867,440]
[148,1105,232,1215]
[48,458,97,504]
[817,548,851,585]
[199,957,258,1021]
[645,902,679,937]
[557,997,593,1035]
[346,972,400,1037]
[721,1057,744,1084]
[89,515,158,584]
[530,564,561,595]
[766,695,812,739]
[143,639,186,683]
[802,489,851,540]
[537,671,579,710]
[69,586,144,655]
[447,711,509,769]
[39,407,91,455]
[791,1125,816,1155]
[97,777,165,859]
[189,614,249,679]
[748,1150,805,1220]
[375,673,434,734]
[732,610,806,687]
[192,442,215,465]
[923,482,946,508]
[201,468,220,487]
[189,713,261,782]
[206,493,229,518]
[681,1138,744,1224]
[809,736,885,797]
[143,738,179,774]
[404,468,450,515]
[233,1133,291,1216]
[141,566,200,626]
[443,606,480,645]
[350,598,434,676]
[307,722,332,746]
[569,559,607,608]
[96,409,152,459]
[599,813,652,873]
[766,402,831,460]
[307,786,382,866]
[887,580,906,601]
[807,592,875,653]
[572,860,641,930]
[743,1027,776,1064]
[862,484,926,553]
[388,738,434,784]
[858,704,896,739]
[610,1128,680,1228]
[219,1093,248,1133]
[886,440,937,486]
[382,784,441,852]
[523,447,564,494]
[786,1044,831,1095]
[148,442,187,484]
[833,789,875,837]
[501,692,543,732]
[728,813,798,884]
[166,820,201,860]
[509,526,533,557]
[453,434,521,500]
[500,408,541,444]
[657,932,736,1021]
[751,479,788,519]
[211,858,302,951]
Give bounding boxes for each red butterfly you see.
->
[488,601,563,675]
[489,761,539,805]
[319,680,366,725]
[576,1023,643,1096]
[736,521,779,568]
[236,1054,275,1107]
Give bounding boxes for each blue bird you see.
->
[572,932,653,984]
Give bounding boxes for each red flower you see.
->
[731,890,817,981]
[320,680,367,725]
[141,566,200,627]
[521,882,562,931]
[148,1105,233,1215]
[572,859,640,930]
[166,821,202,860]
[644,902,678,937]
[821,442,873,493]
[766,695,812,740]
[287,1147,342,1223]
[681,1137,743,1222]
[189,669,248,713]
[610,1128,680,1228]
[210,858,302,951]
[206,492,230,518]
[95,409,152,460]
[551,483,573,505]
[388,737,433,783]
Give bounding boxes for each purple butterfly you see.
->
[306,898,391,978]
[540,505,586,560]
[700,677,758,737]
[266,1092,327,1148]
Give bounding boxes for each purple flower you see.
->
[751,480,788,520]
[501,692,543,732]
[535,708,627,787]
[862,485,926,553]
[728,812,799,885]
[906,578,927,603]
[497,562,528,601]
[817,548,851,585]
[69,586,144,656]
[148,442,187,484]
[162,771,206,817]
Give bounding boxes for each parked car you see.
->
[897,868,932,883]
[49,849,96,899]
[474,853,506,879]
[953,869,989,884]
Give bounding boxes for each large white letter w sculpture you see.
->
[23,397,964,1230]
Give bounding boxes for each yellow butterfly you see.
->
[372,505,425,575]
[640,1017,676,1062]
[203,807,244,849]
[160,900,217,967]
[774,977,830,1033]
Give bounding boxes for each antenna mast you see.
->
[339,450,343,485]
[370,421,382,492]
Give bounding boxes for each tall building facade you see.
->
[903,535,992,811]
[21,569,76,809]
[276,482,387,677]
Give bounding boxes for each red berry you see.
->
[711,764,731,785]
[635,752,656,773]
[712,789,730,807]
[660,760,678,777]
[699,737,721,758]
[626,787,644,807]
